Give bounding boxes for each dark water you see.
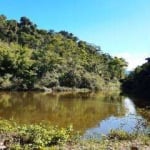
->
[0,91,149,138]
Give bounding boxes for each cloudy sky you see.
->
[0,0,150,70]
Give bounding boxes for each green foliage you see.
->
[122,58,150,98]
[108,130,136,140]
[0,120,149,149]
[0,120,74,149]
[0,14,127,91]
[0,74,13,89]
[0,42,35,90]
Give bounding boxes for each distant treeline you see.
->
[122,58,150,98]
[0,14,127,91]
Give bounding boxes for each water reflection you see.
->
[0,92,148,137]
[83,98,146,138]
[124,98,136,115]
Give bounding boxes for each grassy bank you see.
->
[0,120,149,150]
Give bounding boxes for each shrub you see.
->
[0,120,74,149]
[59,70,81,88]
[108,130,136,140]
[0,74,13,90]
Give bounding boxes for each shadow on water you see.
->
[0,91,149,138]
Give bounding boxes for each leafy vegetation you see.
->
[107,129,136,140]
[0,120,149,149]
[0,120,76,149]
[0,14,127,91]
[122,58,150,98]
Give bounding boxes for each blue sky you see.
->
[0,0,150,70]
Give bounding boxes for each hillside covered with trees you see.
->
[0,15,127,91]
[122,58,150,98]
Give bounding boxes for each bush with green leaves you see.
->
[0,120,74,149]
[107,130,136,140]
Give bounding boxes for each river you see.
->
[0,91,149,138]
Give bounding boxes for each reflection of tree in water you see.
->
[102,93,123,103]
[128,97,150,123]
[0,92,125,132]
[0,94,12,108]
[83,98,147,139]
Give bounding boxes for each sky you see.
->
[0,0,150,70]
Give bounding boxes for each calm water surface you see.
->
[0,91,149,138]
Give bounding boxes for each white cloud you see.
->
[113,52,149,71]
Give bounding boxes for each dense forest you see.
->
[0,15,127,91]
[122,58,150,98]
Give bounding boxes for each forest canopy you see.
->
[0,15,127,91]
[122,58,150,98]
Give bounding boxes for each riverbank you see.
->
[0,80,121,93]
[54,137,150,150]
[0,120,149,150]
